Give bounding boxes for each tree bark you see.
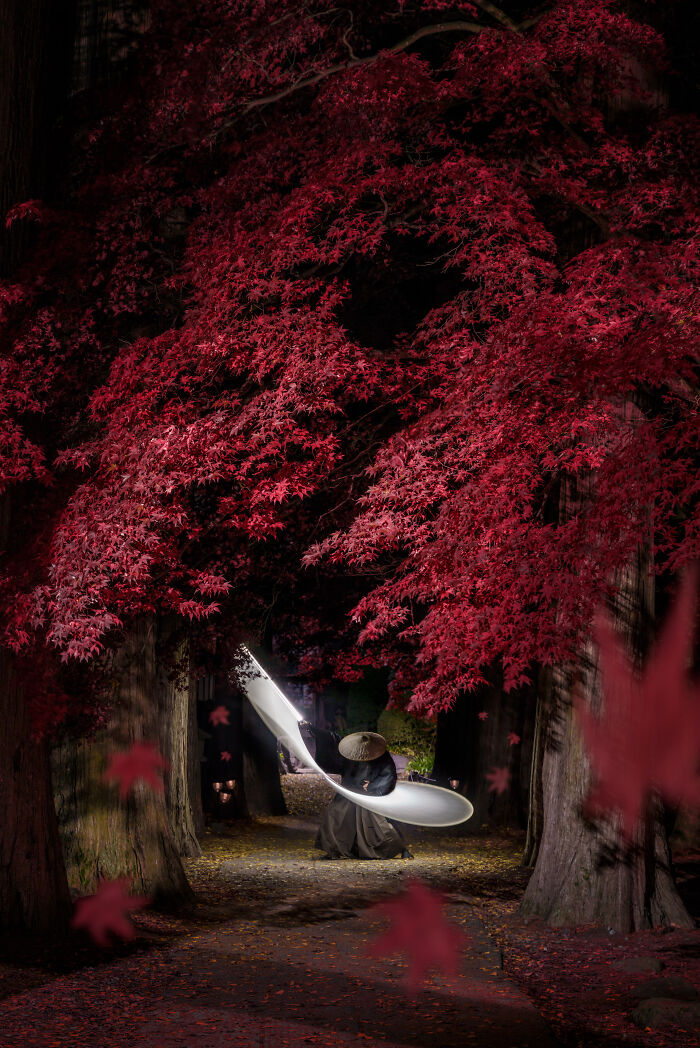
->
[522,664,549,867]
[241,694,287,816]
[0,492,72,933]
[52,617,193,906]
[0,647,72,932]
[188,671,205,838]
[520,463,693,930]
[156,623,202,857]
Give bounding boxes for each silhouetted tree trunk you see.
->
[241,695,287,816]
[432,668,535,833]
[0,0,76,272]
[53,617,192,905]
[72,0,150,96]
[0,642,72,932]
[0,0,78,934]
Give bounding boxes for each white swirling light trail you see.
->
[239,646,473,828]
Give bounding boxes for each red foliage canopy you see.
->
[0,1,697,724]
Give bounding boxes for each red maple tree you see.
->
[0,0,693,714]
[0,0,697,930]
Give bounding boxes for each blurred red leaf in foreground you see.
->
[209,705,230,726]
[575,566,700,840]
[71,878,149,946]
[486,766,511,795]
[103,741,168,799]
[364,878,467,988]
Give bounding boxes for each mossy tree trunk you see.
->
[156,621,202,857]
[52,616,192,905]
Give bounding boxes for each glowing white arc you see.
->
[239,646,473,828]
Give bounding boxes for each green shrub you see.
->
[405,753,434,776]
[377,708,436,773]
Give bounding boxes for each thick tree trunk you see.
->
[0,647,72,932]
[52,617,192,905]
[188,672,205,838]
[241,694,287,816]
[520,660,692,929]
[521,464,693,930]
[157,625,202,857]
[432,668,535,833]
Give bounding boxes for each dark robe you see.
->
[308,727,409,859]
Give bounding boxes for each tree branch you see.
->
[239,21,487,116]
[473,0,519,32]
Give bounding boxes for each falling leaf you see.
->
[364,878,467,988]
[486,766,511,794]
[478,711,488,721]
[575,566,700,839]
[507,732,520,746]
[103,741,168,799]
[221,750,232,761]
[71,878,149,946]
[209,705,230,726]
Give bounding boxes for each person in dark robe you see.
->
[302,723,414,860]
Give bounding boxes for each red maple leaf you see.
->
[209,705,230,726]
[507,732,520,746]
[477,711,488,721]
[575,567,700,840]
[486,766,511,794]
[103,741,168,799]
[364,879,467,989]
[220,750,232,762]
[71,878,149,946]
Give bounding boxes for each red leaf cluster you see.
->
[0,0,696,734]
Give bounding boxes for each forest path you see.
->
[0,775,560,1047]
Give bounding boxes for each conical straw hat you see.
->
[338,731,387,761]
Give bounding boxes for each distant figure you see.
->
[302,723,413,860]
[333,706,348,734]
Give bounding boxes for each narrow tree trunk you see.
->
[52,617,192,905]
[522,664,549,867]
[521,463,692,930]
[157,624,202,857]
[241,694,287,816]
[520,660,692,929]
[0,647,72,932]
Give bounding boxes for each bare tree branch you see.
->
[473,0,519,32]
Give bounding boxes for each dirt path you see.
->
[0,776,559,1047]
[3,775,696,1047]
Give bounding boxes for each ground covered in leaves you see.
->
[0,774,697,1048]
